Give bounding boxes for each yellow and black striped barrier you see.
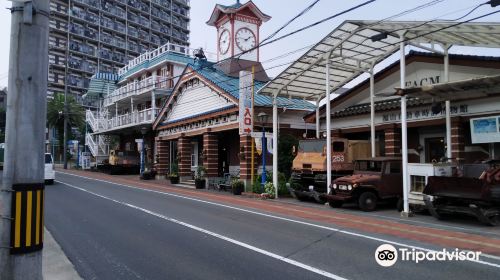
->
[10,183,44,255]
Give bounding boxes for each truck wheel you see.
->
[488,215,500,226]
[328,200,343,208]
[358,192,377,212]
[396,197,403,212]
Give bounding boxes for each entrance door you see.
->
[219,147,229,176]
[425,137,445,163]
[191,142,198,172]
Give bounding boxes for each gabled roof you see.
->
[206,1,271,26]
[154,61,315,129]
[304,51,500,123]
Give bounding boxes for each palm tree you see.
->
[47,93,85,158]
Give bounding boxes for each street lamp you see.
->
[257,112,269,188]
[140,126,148,176]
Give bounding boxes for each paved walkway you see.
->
[57,168,500,257]
[43,228,82,280]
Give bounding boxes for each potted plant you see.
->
[231,179,244,195]
[168,162,179,184]
[194,166,206,189]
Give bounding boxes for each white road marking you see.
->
[56,172,500,268]
[58,181,347,280]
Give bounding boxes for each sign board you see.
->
[470,115,500,144]
[239,70,253,135]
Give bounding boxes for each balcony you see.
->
[88,108,159,133]
[103,76,170,107]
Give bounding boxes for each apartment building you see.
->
[48,0,190,106]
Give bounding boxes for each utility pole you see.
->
[63,0,72,170]
[0,1,49,279]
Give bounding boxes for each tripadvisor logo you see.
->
[375,244,398,267]
[375,244,481,267]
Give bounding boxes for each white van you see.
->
[45,153,55,185]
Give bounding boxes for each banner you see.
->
[239,70,253,135]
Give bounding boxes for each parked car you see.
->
[45,153,55,185]
[324,157,402,211]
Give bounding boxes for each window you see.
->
[332,141,345,152]
[410,175,426,192]
[387,162,401,174]
[45,154,53,164]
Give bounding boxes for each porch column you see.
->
[385,125,401,157]
[203,133,218,178]
[240,135,257,191]
[451,117,465,162]
[178,136,192,180]
[156,139,169,179]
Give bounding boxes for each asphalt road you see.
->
[45,172,500,280]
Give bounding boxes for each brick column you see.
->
[385,125,401,156]
[239,135,257,190]
[156,140,169,178]
[203,133,218,178]
[451,117,465,161]
[178,137,192,179]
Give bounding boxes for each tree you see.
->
[278,133,299,179]
[46,93,85,157]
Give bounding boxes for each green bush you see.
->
[264,182,275,199]
[255,171,288,196]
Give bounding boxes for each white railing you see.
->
[117,42,216,76]
[86,133,97,157]
[100,108,159,131]
[97,135,109,156]
[103,76,168,107]
[86,110,98,132]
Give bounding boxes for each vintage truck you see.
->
[289,138,373,203]
[99,150,140,175]
[324,157,402,211]
[423,161,500,226]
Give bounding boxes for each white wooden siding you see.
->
[166,84,235,123]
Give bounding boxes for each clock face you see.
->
[219,29,230,55]
[235,27,256,52]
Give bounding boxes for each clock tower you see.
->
[207,1,271,62]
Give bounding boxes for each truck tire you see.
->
[328,200,343,208]
[488,215,500,226]
[396,197,403,212]
[358,192,378,212]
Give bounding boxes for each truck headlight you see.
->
[353,183,358,188]
[333,183,337,189]
[347,185,352,191]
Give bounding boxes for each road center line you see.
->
[56,172,500,268]
[57,181,347,280]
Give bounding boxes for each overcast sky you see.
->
[0,0,499,89]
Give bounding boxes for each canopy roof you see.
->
[394,74,500,101]
[259,20,500,102]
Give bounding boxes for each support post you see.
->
[370,66,376,158]
[1,0,49,278]
[444,46,452,160]
[316,99,320,139]
[325,63,332,195]
[400,41,410,216]
[272,96,278,199]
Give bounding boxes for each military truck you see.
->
[423,161,500,226]
[325,157,402,211]
[289,138,373,203]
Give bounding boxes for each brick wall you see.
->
[239,135,258,180]
[203,133,218,177]
[156,140,169,175]
[178,137,192,177]
[385,125,401,156]
[451,117,465,161]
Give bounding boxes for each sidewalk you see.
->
[57,168,500,257]
[43,228,82,280]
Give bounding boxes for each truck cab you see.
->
[289,138,372,203]
[325,157,402,211]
